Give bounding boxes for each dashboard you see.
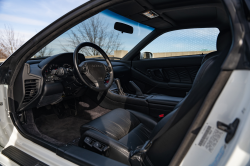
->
[13,52,130,112]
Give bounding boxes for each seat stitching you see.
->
[86,130,129,148]
[126,109,140,125]
[118,123,140,141]
[141,125,151,134]
[107,120,127,137]
[82,125,106,135]
[135,124,150,138]
[134,131,145,144]
[82,125,117,139]
[117,123,144,143]
[139,126,150,138]
[105,130,118,139]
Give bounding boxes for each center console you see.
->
[104,78,183,118]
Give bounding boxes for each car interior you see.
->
[12,0,233,165]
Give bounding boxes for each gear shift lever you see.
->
[115,78,125,96]
[129,81,145,98]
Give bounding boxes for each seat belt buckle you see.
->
[130,140,152,161]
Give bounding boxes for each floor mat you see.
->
[35,97,111,144]
[23,109,64,146]
[35,114,89,143]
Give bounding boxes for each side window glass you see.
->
[140,28,219,59]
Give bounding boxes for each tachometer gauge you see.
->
[48,64,59,72]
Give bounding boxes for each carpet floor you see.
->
[24,97,111,145]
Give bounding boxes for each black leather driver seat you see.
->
[79,108,157,164]
[79,30,232,166]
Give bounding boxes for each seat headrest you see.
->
[217,30,232,51]
[201,30,232,64]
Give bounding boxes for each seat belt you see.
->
[130,99,202,166]
[130,110,178,166]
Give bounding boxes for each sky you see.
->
[0,0,89,41]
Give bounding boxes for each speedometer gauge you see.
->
[44,64,58,77]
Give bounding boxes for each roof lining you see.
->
[108,0,229,30]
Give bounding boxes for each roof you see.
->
[109,0,229,30]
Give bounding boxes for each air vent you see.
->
[22,79,39,104]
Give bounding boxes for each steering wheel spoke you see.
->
[105,65,112,73]
[96,80,106,89]
[73,42,114,92]
[78,62,87,74]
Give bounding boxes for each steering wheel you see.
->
[73,42,114,92]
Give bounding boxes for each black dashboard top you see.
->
[38,52,85,70]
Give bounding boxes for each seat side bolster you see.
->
[79,129,131,165]
[80,125,109,137]
[128,110,157,130]
[80,108,141,140]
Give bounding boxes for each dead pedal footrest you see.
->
[2,146,48,166]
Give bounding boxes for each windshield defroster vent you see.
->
[22,79,39,104]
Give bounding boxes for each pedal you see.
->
[68,100,78,116]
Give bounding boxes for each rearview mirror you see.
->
[114,22,133,34]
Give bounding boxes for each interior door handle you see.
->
[159,69,169,82]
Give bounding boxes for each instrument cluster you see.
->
[44,63,73,82]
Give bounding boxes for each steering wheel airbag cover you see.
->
[73,42,114,92]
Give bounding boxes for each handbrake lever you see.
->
[129,81,145,98]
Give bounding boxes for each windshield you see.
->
[31,9,154,60]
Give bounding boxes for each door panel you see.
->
[131,55,203,97]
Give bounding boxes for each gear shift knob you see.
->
[115,78,125,96]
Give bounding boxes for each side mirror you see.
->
[140,52,154,59]
[114,22,133,34]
